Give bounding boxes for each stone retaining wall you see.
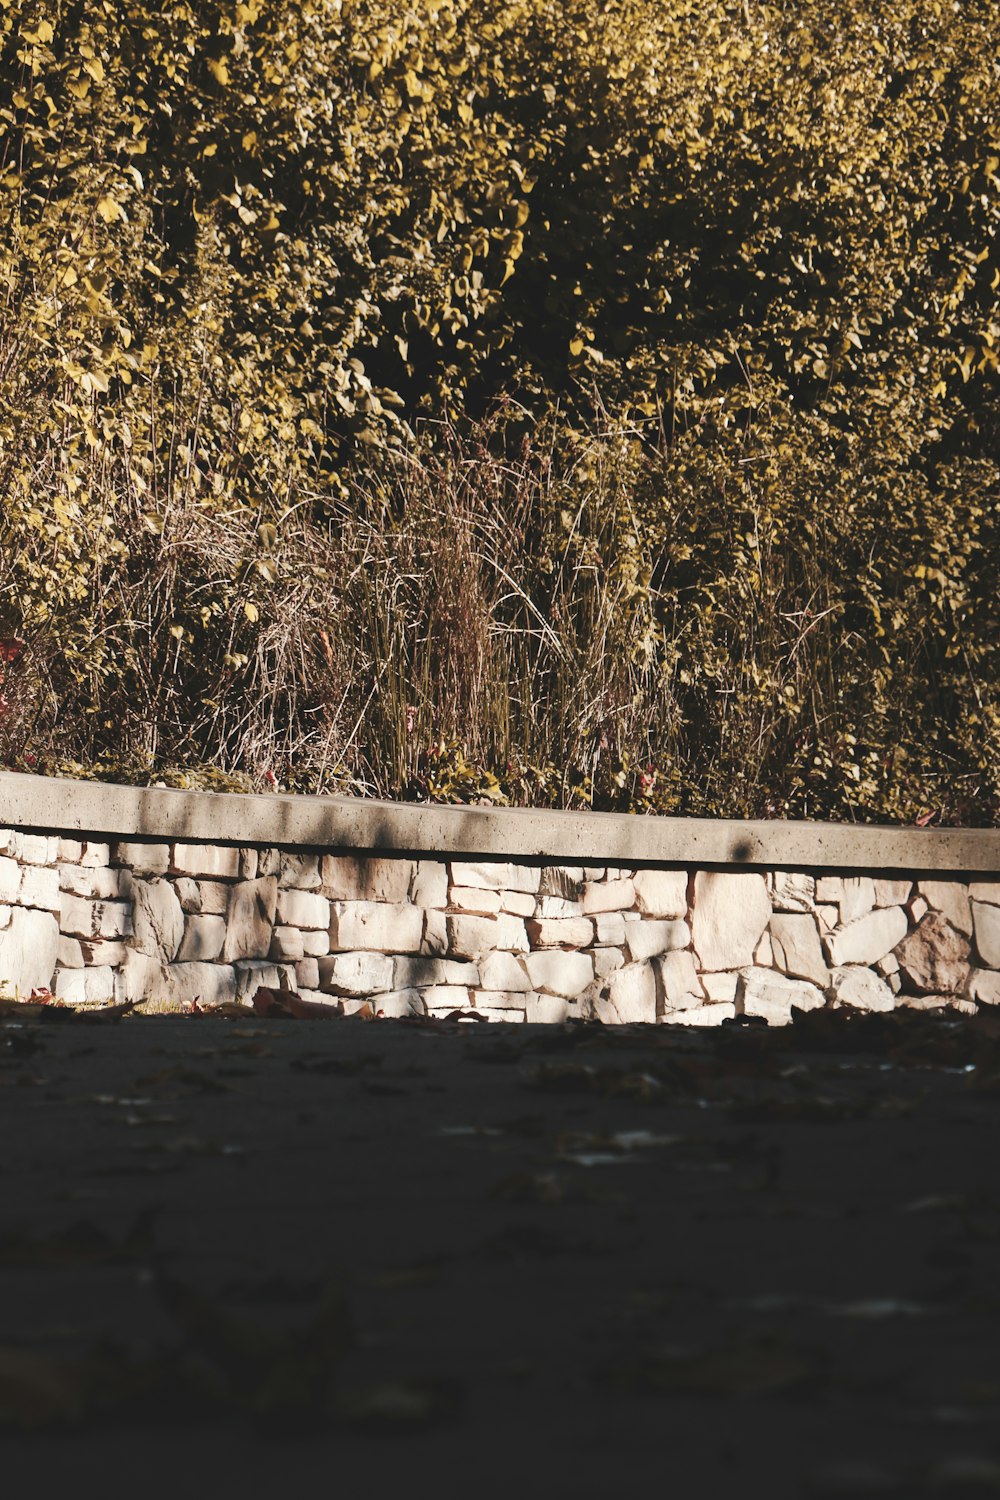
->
[2,812,999,1022]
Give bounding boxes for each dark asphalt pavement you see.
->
[2,1006,999,1498]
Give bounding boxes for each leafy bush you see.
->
[1,0,998,822]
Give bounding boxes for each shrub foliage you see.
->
[0,0,998,821]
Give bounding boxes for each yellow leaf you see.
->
[243,601,259,622]
[37,20,54,42]
[569,336,584,356]
[97,195,125,224]
[83,57,104,84]
[207,58,230,87]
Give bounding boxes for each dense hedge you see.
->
[1,1,998,821]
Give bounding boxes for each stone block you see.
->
[475,1007,527,1023]
[258,849,281,877]
[829,966,895,1012]
[59,865,124,901]
[278,853,322,889]
[473,989,528,1010]
[815,904,838,933]
[450,886,502,915]
[969,882,1000,906]
[754,931,773,965]
[526,994,574,1023]
[524,949,594,998]
[973,901,1000,969]
[691,871,770,971]
[393,955,481,988]
[770,872,815,913]
[295,957,321,990]
[447,912,528,959]
[170,844,240,880]
[224,877,279,961]
[593,947,625,979]
[918,881,972,936]
[0,907,59,993]
[896,912,971,994]
[655,949,704,1012]
[113,841,170,876]
[119,949,164,1002]
[824,906,908,968]
[132,878,184,960]
[13,833,57,865]
[581,878,635,915]
[539,866,584,898]
[198,881,231,915]
[769,913,828,986]
[331,901,423,953]
[61,894,132,943]
[318,951,394,996]
[587,961,656,1024]
[410,861,449,909]
[322,855,415,904]
[234,960,295,1000]
[500,890,536,917]
[595,911,627,946]
[702,971,739,1003]
[58,936,85,969]
[374,989,425,1018]
[54,967,115,1003]
[421,909,447,955]
[632,870,688,918]
[899,994,977,1016]
[270,925,305,961]
[736,968,825,1024]
[668,1002,737,1027]
[876,951,900,976]
[18,864,60,912]
[479,950,530,992]
[968,969,1000,1005]
[909,896,928,923]
[535,895,584,919]
[450,861,540,894]
[240,848,259,880]
[422,985,472,1010]
[175,878,201,913]
[178,914,227,963]
[275,887,329,932]
[874,879,913,908]
[58,839,84,863]
[0,855,21,902]
[301,929,330,957]
[81,843,110,867]
[81,940,128,967]
[624,918,689,962]
[526,916,594,949]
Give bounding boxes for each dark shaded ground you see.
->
[2,1006,1000,1497]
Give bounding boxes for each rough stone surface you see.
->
[372,989,424,1018]
[632,870,688,918]
[595,911,627,946]
[223,877,278,963]
[59,865,124,901]
[736,968,825,1024]
[233,961,295,1002]
[896,912,971,995]
[318,951,394,996]
[0,907,59,993]
[874,879,913,908]
[450,861,539,894]
[625,918,690,962]
[445,912,528,959]
[538,866,585,898]
[754,931,773,966]
[295,957,320,990]
[691,872,770,971]
[526,993,574,1023]
[54,966,115,1003]
[500,890,536,917]
[275,887,329,932]
[421,909,447,956]
[479,950,531,992]
[278,853,322,890]
[535,895,584,919]
[656,949,704,1012]
[593,948,625,979]
[702,971,738,1003]
[131,878,184,961]
[523,949,594,998]
[968,969,1000,1006]
[177,914,227,964]
[58,936,85,969]
[331,901,423,953]
[197,881,230,916]
[824,906,908,968]
[170,843,240,880]
[582,879,635,914]
[270,925,305,961]
[918,880,973,936]
[322,855,413,903]
[770,872,816,913]
[450,886,502,915]
[409,861,448,909]
[668,1002,736,1026]
[586,961,657,1025]
[394,955,480,988]
[972,901,1000,969]
[525,916,594,949]
[829,966,895,1012]
[0,855,21,902]
[473,989,527,1010]
[769,913,828,986]
[969,882,1000,906]
[19,865,61,911]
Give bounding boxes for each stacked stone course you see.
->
[1,825,999,1021]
